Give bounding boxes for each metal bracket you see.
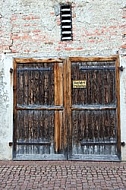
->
[10,68,13,73]
[119,66,124,71]
[121,142,125,147]
[9,142,13,146]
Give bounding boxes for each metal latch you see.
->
[10,68,13,73]
[121,142,125,147]
[119,66,124,71]
[9,142,13,146]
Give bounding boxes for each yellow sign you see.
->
[73,80,86,88]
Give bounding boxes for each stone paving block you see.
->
[0,161,126,190]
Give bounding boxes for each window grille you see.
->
[60,4,73,41]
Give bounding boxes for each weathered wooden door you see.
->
[68,57,120,161]
[13,58,67,160]
[13,57,120,161]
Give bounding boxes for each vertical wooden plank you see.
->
[66,58,72,157]
[63,59,68,156]
[54,63,63,105]
[54,62,63,153]
[59,111,63,151]
[115,56,121,157]
[54,111,63,152]
[13,59,17,154]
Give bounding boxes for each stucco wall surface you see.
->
[0,0,125,55]
[120,53,126,160]
[0,54,13,160]
[0,0,126,160]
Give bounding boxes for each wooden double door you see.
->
[13,57,120,160]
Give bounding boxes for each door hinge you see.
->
[13,114,15,121]
[13,86,16,90]
[119,66,124,71]
[121,142,125,147]
[10,68,13,73]
[9,142,13,146]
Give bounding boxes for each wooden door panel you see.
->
[69,57,120,161]
[71,61,116,105]
[54,63,64,153]
[14,59,65,160]
[17,63,54,106]
[72,110,117,155]
[16,110,54,154]
[54,111,63,153]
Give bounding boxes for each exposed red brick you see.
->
[121,44,126,49]
[0,2,125,54]
[11,35,21,40]
[11,49,17,53]
[65,47,74,51]
[50,12,55,16]
[32,30,41,33]
[76,47,83,50]
[22,15,40,20]
[21,35,31,40]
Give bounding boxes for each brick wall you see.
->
[0,0,126,56]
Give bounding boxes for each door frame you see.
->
[13,55,121,160]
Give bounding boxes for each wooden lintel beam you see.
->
[69,56,118,62]
[14,58,63,64]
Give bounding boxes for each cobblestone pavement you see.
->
[0,161,126,190]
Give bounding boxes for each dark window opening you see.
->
[60,4,73,41]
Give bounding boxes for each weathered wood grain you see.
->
[14,59,65,158]
[13,57,120,160]
[115,56,121,157]
[14,58,63,63]
[70,57,120,159]
[69,56,118,62]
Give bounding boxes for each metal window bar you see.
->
[79,66,115,71]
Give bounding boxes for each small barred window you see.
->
[60,4,73,41]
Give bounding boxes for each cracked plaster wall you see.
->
[120,54,126,160]
[0,0,125,55]
[0,55,13,160]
